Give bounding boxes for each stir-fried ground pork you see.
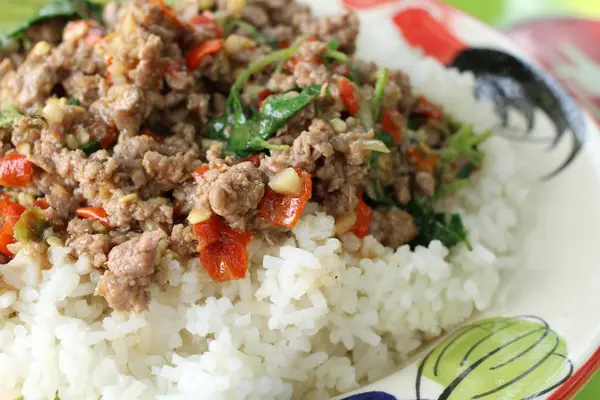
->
[0,0,480,312]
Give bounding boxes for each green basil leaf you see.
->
[408,195,471,250]
[327,39,340,51]
[80,140,102,155]
[207,113,230,142]
[0,0,102,46]
[0,105,23,128]
[67,97,83,106]
[257,84,321,139]
[374,129,395,148]
[439,124,492,168]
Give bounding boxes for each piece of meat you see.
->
[0,46,59,109]
[96,229,167,312]
[170,224,197,257]
[415,171,436,198]
[322,184,358,216]
[394,176,412,205]
[102,194,174,228]
[195,161,267,220]
[370,208,417,248]
[62,73,103,105]
[265,119,334,174]
[293,11,359,52]
[142,150,201,185]
[68,233,110,268]
[67,217,101,236]
[107,230,166,277]
[96,272,151,313]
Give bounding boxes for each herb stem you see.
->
[324,49,349,64]
[371,67,389,121]
[230,36,307,95]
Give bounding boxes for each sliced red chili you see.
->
[244,155,262,168]
[413,96,443,121]
[33,199,49,210]
[76,207,110,226]
[406,146,440,175]
[185,39,225,71]
[349,193,372,239]
[192,165,210,182]
[0,199,25,256]
[150,0,183,27]
[194,215,253,282]
[381,108,403,144]
[258,169,312,228]
[338,78,359,115]
[0,154,34,188]
[189,13,222,38]
[257,89,272,108]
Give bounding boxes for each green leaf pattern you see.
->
[417,316,573,400]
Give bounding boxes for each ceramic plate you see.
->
[1,2,598,400]
[294,0,600,399]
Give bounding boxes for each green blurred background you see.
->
[441,0,600,26]
[438,1,599,398]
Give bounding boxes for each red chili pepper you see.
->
[406,146,439,175]
[99,124,119,148]
[185,39,225,71]
[192,165,210,182]
[257,89,272,108]
[413,96,443,121]
[0,199,25,256]
[0,154,34,188]
[33,199,49,210]
[193,215,253,282]
[349,193,372,239]
[381,108,403,144]
[258,169,312,228]
[76,207,110,226]
[189,13,222,38]
[244,155,262,168]
[338,78,359,115]
[150,0,183,27]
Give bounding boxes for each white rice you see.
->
[0,42,536,400]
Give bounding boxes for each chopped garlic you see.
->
[199,0,216,10]
[122,13,136,36]
[335,211,357,235]
[188,208,212,224]
[227,0,246,16]
[269,168,303,196]
[43,100,65,125]
[32,41,51,57]
[118,193,138,203]
[330,118,347,133]
[224,34,256,55]
[66,134,79,150]
[16,143,31,156]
